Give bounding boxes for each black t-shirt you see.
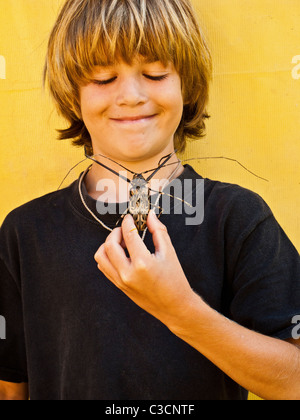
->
[0,165,299,400]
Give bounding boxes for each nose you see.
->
[116,75,148,107]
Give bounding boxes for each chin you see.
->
[116,141,159,161]
[125,145,171,164]
[93,133,173,164]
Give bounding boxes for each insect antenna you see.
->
[157,156,270,183]
[57,157,89,190]
[85,148,178,181]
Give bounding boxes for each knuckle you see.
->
[104,239,114,252]
[133,257,150,272]
[155,218,168,233]
[120,270,131,284]
[119,270,127,282]
[159,225,168,233]
[95,245,105,262]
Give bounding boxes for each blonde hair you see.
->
[44,0,212,153]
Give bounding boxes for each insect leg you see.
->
[114,207,130,228]
[149,187,194,209]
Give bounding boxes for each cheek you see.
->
[80,86,108,120]
[165,79,184,115]
[161,86,184,122]
[155,87,184,139]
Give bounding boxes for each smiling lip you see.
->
[111,115,157,123]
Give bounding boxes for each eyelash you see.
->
[145,74,169,82]
[93,74,168,86]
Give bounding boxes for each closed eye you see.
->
[92,77,117,86]
[92,74,168,86]
[144,74,169,81]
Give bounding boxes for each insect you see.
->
[83,148,189,233]
[60,148,269,234]
[124,157,188,232]
[128,174,150,232]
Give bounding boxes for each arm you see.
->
[167,299,300,401]
[0,381,29,400]
[95,212,300,400]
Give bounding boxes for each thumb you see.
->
[147,210,172,257]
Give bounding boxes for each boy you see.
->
[0,0,300,400]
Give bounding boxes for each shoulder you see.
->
[205,179,274,244]
[185,166,273,238]
[0,182,77,280]
[0,182,75,236]
[209,179,271,218]
[186,165,272,221]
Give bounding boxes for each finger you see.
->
[146,210,172,257]
[94,243,123,285]
[102,228,131,274]
[121,215,151,262]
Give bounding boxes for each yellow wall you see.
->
[0,0,299,400]
[191,0,300,253]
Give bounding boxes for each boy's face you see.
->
[79,56,184,163]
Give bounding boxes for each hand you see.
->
[94,211,198,327]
